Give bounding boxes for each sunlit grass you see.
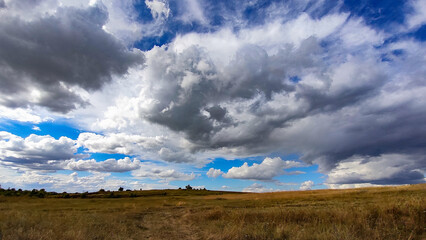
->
[0,184,424,239]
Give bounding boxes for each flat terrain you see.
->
[0,184,425,240]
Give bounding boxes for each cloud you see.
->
[120,11,386,157]
[100,0,146,44]
[325,183,380,189]
[0,106,44,123]
[222,157,301,180]
[178,0,207,24]
[299,180,314,190]
[242,183,276,193]
[206,168,223,178]
[0,3,143,113]
[145,0,170,20]
[0,132,77,170]
[406,0,426,30]
[0,167,125,192]
[77,132,197,163]
[326,154,425,185]
[81,2,425,187]
[66,157,141,172]
[0,163,179,192]
[132,162,198,181]
[78,132,165,155]
[138,36,322,145]
[1,0,424,189]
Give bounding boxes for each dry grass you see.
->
[0,184,424,240]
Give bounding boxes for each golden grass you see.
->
[0,184,424,240]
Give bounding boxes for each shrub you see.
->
[81,192,88,198]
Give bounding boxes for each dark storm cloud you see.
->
[0,4,143,113]
[143,36,388,153]
[0,0,5,8]
[141,39,317,143]
[138,9,426,186]
[205,105,227,121]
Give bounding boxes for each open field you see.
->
[0,184,425,240]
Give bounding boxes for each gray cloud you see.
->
[140,39,317,144]
[132,13,426,186]
[6,1,420,187]
[0,4,143,113]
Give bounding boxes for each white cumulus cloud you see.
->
[206,168,223,178]
[299,180,314,190]
[223,157,302,180]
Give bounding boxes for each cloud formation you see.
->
[107,6,425,186]
[0,3,143,113]
[300,180,314,190]
[1,0,425,189]
[132,162,197,181]
[66,157,141,172]
[326,154,425,185]
[222,157,301,180]
[0,132,77,170]
[206,168,223,178]
[145,0,170,20]
[77,132,196,163]
[242,183,276,193]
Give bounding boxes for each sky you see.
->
[0,0,425,193]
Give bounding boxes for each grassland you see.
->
[0,184,424,240]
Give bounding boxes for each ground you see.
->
[0,184,425,239]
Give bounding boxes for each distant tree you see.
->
[37,191,46,198]
[118,187,124,192]
[30,189,38,197]
[185,184,193,190]
[99,189,105,193]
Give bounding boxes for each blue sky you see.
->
[0,0,425,192]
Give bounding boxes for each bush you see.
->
[81,192,88,198]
